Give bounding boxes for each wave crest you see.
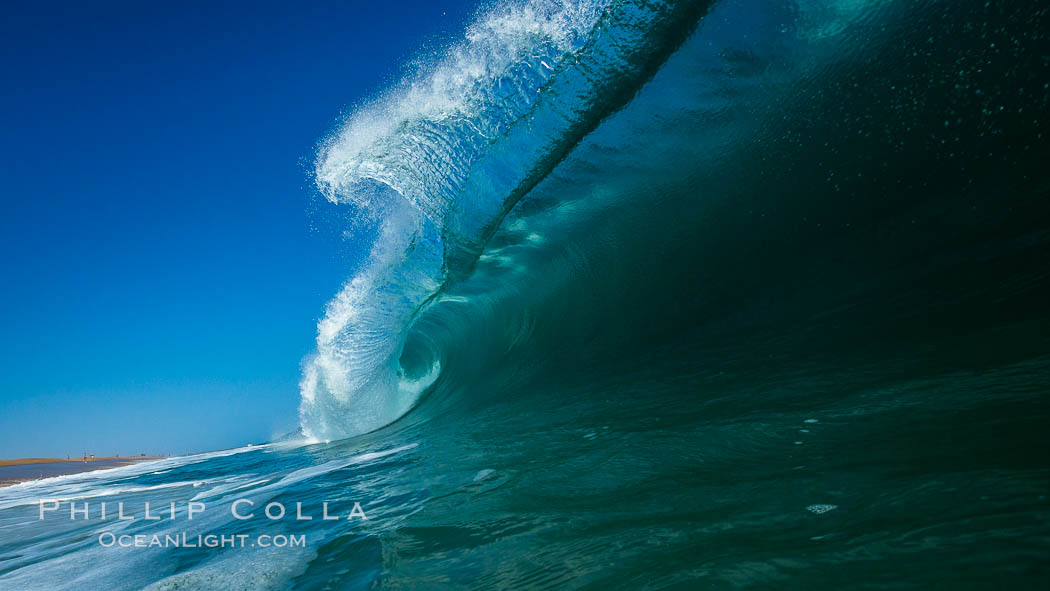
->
[300,0,710,441]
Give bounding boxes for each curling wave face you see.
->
[300,0,1050,451]
[299,0,714,440]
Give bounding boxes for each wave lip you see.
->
[300,0,711,441]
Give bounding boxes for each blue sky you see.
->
[0,0,479,458]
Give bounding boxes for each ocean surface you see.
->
[2,0,1049,588]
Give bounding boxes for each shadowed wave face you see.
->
[2,0,1048,589]
[290,2,1050,583]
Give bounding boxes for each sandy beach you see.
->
[0,456,166,487]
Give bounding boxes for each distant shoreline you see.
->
[0,456,165,467]
[0,456,168,488]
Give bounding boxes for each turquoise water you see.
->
[2,0,1050,588]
